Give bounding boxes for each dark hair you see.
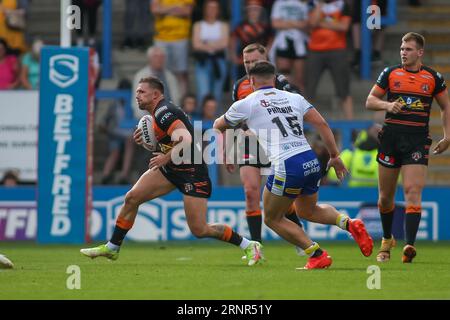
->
[402,32,425,49]
[139,76,165,94]
[203,0,221,19]
[1,170,19,184]
[182,92,196,102]
[243,43,267,56]
[248,61,276,78]
[201,94,216,107]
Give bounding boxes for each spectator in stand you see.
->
[73,0,102,47]
[271,0,311,92]
[100,79,136,185]
[0,38,19,89]
[151,0,194,97]
[132,46,180,120]
[1,170,19,186]
[181,93,200,121]
[192,0,229,23]
[326,124,380,187]
[230,0,273,78]
[20,38,43,89]
[200,94,217,162]
[0,0,28,54]
[306,0,353,119]
[192,0,229,112]
[201,94,218,121]
[122,0,151,50]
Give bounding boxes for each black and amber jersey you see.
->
[152,99,204,169]
[373,64,447,133]
[232,73,300,102]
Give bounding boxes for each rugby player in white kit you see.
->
[214,61,373,269]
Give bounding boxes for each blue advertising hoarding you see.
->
[37,47,94,243]
[1,186,449,242]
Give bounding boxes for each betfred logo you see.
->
[49,54,79,88]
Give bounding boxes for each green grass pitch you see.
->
[1,241,450,299]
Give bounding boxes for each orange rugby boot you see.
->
[348,219,374,257]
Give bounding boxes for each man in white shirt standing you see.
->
[132,46,181,120]
[214,61,373,269]
[271,0,311,92]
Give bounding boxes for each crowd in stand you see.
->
[1,0,423,111]
[0,0,424,185]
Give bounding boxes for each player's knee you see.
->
[124,190,144,208]
[404,184,423,196]
[403,185,423,203]
[244,185,259,205]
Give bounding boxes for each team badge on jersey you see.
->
[421,83,430,93]
[260,100,271,108]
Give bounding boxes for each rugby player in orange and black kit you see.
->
[367,32,450,263]
[81,77,264,266]
[230,43,304,244]
[152,94,211,199]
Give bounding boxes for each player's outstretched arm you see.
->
[304,108,348,181]
[434,89,450,154]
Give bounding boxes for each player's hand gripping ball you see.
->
[137,115,157,152]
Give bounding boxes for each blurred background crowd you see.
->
[3,0,449,188]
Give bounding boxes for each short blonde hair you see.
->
[402,32,425,49]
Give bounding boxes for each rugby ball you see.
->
[137,115,158,151]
